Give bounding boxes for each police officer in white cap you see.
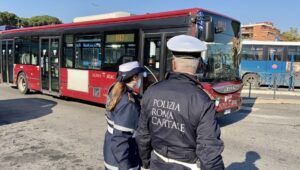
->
[136,35,225,170]
[103,61,146,170]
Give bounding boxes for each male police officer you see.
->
[136,35,224,170]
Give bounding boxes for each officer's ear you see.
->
[131,75,139,82]
[172,57,177,72]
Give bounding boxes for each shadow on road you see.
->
[9,85,105,108]
[10,85,104,107]
[226,151,261,170]
[58,96,106,108]
[0,98,57,125]
[10,86,42,95]
[218,97,257,127]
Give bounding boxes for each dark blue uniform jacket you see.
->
[103,86,140,170]
[136,72,224,170]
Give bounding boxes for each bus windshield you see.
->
[197,12,241,83]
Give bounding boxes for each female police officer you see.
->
[103,61,146,170]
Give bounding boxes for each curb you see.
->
[243,98,300,104]
[242,89,300,97]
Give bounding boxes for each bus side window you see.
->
[296,47,300,62]
[288,47,300,62]
[74,34,102,70]
[15,36,39,65]
[103,33,137,71]
[30,37,39,65]
[253,45,264,60]
[63,35,74,68]
[268,47,283,61]
[240,45,255,60]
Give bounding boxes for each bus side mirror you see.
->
[205,19,215,42]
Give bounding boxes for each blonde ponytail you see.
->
[106,82,126,111]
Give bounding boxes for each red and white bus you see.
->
[0,8,242,116]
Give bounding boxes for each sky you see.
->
[0,0,299,32]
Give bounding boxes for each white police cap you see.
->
[119,61,141,72]
[167,35,207,53]
[118,61,146,82]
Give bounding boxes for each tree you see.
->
[281,27,300,41]
[0,11,62,27]
[25,15,62,27]
[19,17,29,27]
[0,11,19,26]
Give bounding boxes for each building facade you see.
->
[241,22,280,41]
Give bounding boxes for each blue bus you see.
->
[239,40,300,88]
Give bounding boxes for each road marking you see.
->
[241,106,259,111]
[239,106,299,120]
[248,114,290,120]
[42,104,54,108]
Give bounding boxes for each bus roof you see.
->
[0,8,239,36]
[242,40,300,46]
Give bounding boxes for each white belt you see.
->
[107,125,114,134]
[107,125,137,139]
[154,150,200,170]
[104,161,139,170]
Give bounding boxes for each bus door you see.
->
[40,37,60,93]
[287,46,300,87]
[141,31,182,92]
[267,46,285,85]
[1,40,14,84]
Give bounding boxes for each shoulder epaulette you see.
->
[148,81,160,88]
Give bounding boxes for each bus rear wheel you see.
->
[18,72,29,94]
[243,74,260,88]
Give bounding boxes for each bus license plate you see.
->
[224,109,231,115]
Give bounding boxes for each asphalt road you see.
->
[0,84,105,170]
[0,84,299,170]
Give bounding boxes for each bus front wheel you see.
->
[243,74,260,88]
[17,72,29,94]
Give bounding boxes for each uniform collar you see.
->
[166,72,200,85]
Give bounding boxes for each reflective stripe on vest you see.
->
[106,116,114,126]
[107,125,114,134]
[154,150,200,170]
[114,124,135,133]
[106,116,135,134]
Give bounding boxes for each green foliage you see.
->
[0,11,62,27]
[24,15,62,27]
[281,27,300,41]
[0,11,19,26]
[19,17,29,27]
